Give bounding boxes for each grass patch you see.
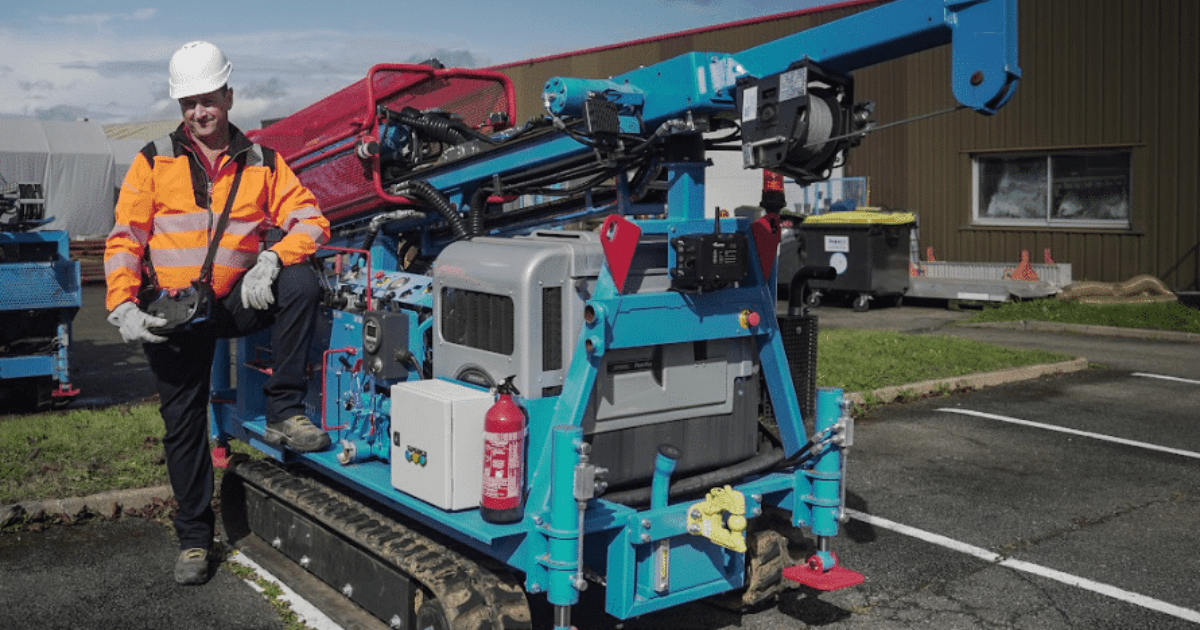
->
[0,403,168,505]
[965,299,1200,334]
[0,403,260,506]
[817,329,1072,394]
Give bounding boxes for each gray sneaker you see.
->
[174,548,212,585]
[264,415,332,452]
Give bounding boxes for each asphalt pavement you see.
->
[0,518,286,630]
[67,285,160,408]
[3,287,1198,629]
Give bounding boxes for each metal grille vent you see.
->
[778,313,819,432]
[440,288,514,355]
[0,261,81,309]
[542,287,562,371]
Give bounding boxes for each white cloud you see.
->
[39,8,158,26]
[4,1,826,125]
[0,22,491,126]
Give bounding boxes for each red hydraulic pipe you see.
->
[319,245,373,308]
[285,64,516,204]
[321,346,357,431]
[371,157,418,207]
[363,64,517,131]
[281,64,436,172]
[363,64,518,207]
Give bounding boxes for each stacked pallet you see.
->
[70,237,107,285]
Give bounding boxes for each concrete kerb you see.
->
[958,320,1200,344]
[1,485,173,529]
[845,357,1090,406]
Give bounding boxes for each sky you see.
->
[1,0,831,130]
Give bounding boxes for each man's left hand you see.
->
[241,250,281,310]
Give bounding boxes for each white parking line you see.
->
[227,550,343,630]
[1133,372,1200,386]
[936,408,1200,461]
[846,509,1200,624]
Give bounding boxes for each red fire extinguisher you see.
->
[481,376,525,524]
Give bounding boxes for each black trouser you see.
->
[142,264,321,550]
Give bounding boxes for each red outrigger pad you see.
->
[783,564,865,591]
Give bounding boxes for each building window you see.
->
[974,151,1131,228]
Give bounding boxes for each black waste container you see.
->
[798,211,914,311]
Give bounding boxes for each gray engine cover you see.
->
[433,230,759,485]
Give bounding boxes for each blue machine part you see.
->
[0,228,81,402]
[378,122,413,163]
[541,0,1018,130]
[211,0,1019,625]
[804,388,850,564]
[0,230,81,311]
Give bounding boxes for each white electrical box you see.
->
[390,379,492,510]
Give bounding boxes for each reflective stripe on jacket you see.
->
[104,123,330,311]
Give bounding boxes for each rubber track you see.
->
[230,459,531,630]
[720,513,805,609]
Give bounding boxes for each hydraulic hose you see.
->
[396,179,471,241]
[467,187,488,238]
[396,107,496,145]
[360,209,424,252]
[628,158,662,202]
[602,444,786,507]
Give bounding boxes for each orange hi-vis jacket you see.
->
[104,124,330,312]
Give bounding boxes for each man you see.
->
[104,41,332,585]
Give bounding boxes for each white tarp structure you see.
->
[109,137,150,188]
[107,119,181,186]
[0,119,116,237]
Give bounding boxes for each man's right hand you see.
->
[107,301,169,344]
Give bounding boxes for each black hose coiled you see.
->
[396,107,494,146]
[361,225,381,253]
[468,187,488,238]
[404,179,471,241]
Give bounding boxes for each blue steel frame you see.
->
[212,160,822,618]
[0,229,81,389]
[210,0,1019,622]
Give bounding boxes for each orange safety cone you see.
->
[1009,250,1039,281]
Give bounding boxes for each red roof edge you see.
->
[487,0,881,70]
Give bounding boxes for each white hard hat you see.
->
[168,41,232,99]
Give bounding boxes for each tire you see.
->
[852,294,870,312]
[804,290,821,308]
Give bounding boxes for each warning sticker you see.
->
[824,235,850,253]
[742,86,758,122]
[779,67,808,102]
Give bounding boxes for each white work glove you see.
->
[241,250,281,310]
[107,301,168,344]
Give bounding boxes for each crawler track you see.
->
[222,459,531,630]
